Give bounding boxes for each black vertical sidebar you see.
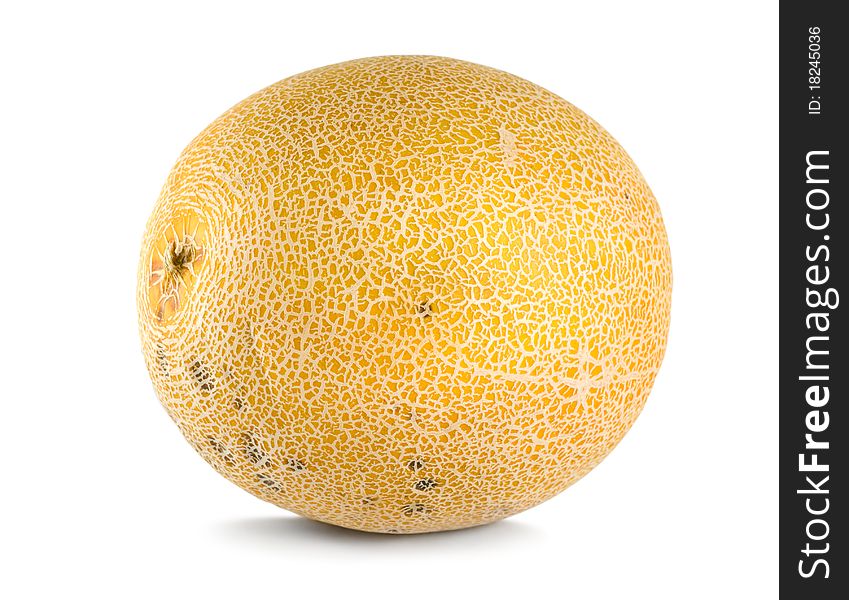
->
[780,4,847,598]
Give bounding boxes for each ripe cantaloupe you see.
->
[138,56,672,534]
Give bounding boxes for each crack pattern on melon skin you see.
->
[137,56,672,534]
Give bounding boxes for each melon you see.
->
[138,55,672,534]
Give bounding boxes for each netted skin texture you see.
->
[137,56,672,534]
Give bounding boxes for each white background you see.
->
[0,1,777,598]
